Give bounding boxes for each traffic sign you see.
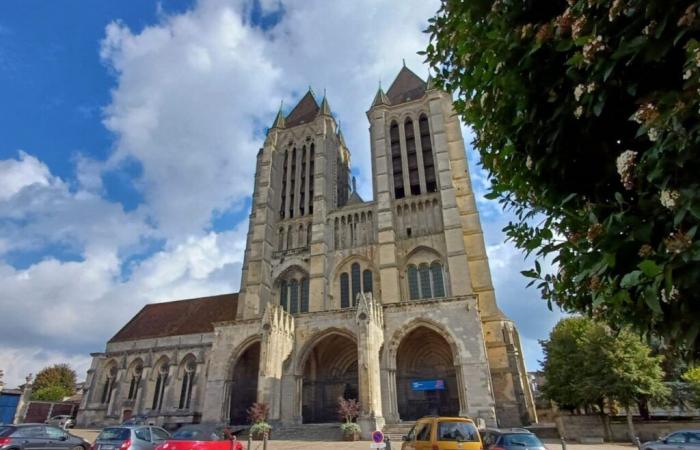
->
[372,430,384,443]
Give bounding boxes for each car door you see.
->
[403,423,423,450]
[14,426,52,450]
[44,425,70,450]
[133,427,152,450]
[150,427,169,447]
[686,432,700,449]
[660,432,688,450]
[414,421,433,450]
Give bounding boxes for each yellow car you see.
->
[401,416,483,450]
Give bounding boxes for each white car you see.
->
[46,415,75,429]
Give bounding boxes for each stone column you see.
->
[258,304,295,423]
[355,293,385,438]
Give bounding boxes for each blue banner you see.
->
[411,379,445,391]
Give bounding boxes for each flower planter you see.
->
[251,430,271,441]
[342,431,360,441]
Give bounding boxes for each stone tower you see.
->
[77,67,536,432]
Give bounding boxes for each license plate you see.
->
[101,445,114,450]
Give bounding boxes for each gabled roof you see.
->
[386,66,427,105]
[286,90,319,127]
[109,293,238,343]
[347,191,365,205]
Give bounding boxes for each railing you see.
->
[328,203,376,250]
[273,245,309,259]
[393,192,443,239]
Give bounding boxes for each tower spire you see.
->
[271,100,285,129]
[370,84,390,108]
[319,90,332,116]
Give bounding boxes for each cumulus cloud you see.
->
[1,0,562,387]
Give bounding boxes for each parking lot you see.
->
[69,429,636,450]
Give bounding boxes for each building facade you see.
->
[77,66,536,435]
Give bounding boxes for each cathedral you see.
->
[77,66,537,436]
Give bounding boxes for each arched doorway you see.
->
[396,326,459,420]
[229,341,260,425]
[302,333,358,423]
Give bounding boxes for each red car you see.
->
[155,425,244,450]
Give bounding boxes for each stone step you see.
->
[383,422,415,442]
[270,423,344,441]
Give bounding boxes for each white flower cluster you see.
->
[661,286,679,304]
[648,127,659,142]
[616,149,637,190]
[574,105,583,118]
[660,189,680,209]
[526,155,534,170]
[574,84,585,101]
[583,36,606,64]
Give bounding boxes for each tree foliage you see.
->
[424,0,700,357]
[541,317,669,410]
[31,385,72,402]
[32,364,76,399]
[682,366,700,406]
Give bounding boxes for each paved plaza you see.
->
[71,430,635,450]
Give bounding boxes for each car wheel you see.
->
[72,445,84,450]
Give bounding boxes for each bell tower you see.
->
[237,89,351,319]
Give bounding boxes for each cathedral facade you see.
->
[77,66,536,435]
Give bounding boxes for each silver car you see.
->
[94,426,170,450]
[642,430,700,450]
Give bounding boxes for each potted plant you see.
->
[337,397,361,441]
[247,402,271,440]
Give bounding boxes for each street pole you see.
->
[560,436,567,450]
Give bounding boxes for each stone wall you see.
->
[556,414,700,442]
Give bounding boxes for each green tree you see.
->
[541,317,668,439]
[31,385,71,402]
[424,0,700,357]
[31,364,76,400]
[682,366,700,406]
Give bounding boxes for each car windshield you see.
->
[437,421,479,442]
[0,427,15,437]
[97,428,131,441]
[503,434,543,446]
[171,427,224,441]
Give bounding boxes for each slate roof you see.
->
[386,66,427,105]
[286,90,320,127]
[109,293,238,343]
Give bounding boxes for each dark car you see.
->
[480,428,547,450]
[155,424,244,450]
[94,426,170,450]
[0,424,90,450]
[641,429,700,450]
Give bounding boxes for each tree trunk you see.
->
[626,406,636,442]
[598,399,611,442]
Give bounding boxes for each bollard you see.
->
[262,431,268,450]
[560,437,567,450]
[633,436,642,450]
[385,436,392,450]
[247,433,252,450]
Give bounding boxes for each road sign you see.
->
[372,430,384,443]
[370,444,386,449]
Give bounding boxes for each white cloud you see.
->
[0,151,54,201]
[1,0,563,387]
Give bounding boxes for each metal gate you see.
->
[0,393,20,424]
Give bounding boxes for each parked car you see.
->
[93,426,170,450]
[641,430,700,450]
[121,417,152,427]
[155,424,244,450]
[46,416,75,430]
[401,416,482,450]
[480,428,547,450]
[0,424,90,450]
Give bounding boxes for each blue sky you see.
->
[0,0,564,387]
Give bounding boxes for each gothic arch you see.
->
[272,261,309,282]
[384,318,462,370]
[403,245,444,266]
[226,335,262,376]
[294,327,357,376]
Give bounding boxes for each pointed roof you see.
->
[370,86,390,108]
[337,127,347,147]
[286,90,319,127]
[347,191,365,205]
[319,94,332,116]
[426,73,437,91]
[271,108,285,129]
[386,66,427,105]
